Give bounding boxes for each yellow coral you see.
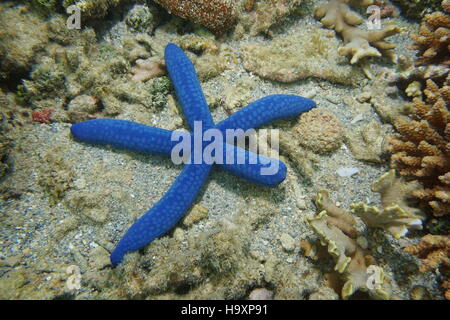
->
[309,190,390,299]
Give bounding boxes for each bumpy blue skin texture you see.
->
[71,43,316,266]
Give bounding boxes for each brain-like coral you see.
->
[154,0,236,34]
[294,109,345,154]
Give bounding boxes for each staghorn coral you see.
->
[240,26,366,86]
[309,190,390,299]
[294,109,346,154]
[153,0,236,34]
[314,0,401,68]
[404,234,449,298]
[351,170,424,238]
[388,75,449,216]
[409,1,450,66]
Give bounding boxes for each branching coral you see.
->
[409,1,450,66]
[154,0,236,34]
[309,190,390,299]
[404,234,449,299]
[388,75,449,216]
[314,0,401,66]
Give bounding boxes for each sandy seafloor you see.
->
[0,0,447,299]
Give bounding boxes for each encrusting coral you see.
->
[404,234,450,299]
[351,170,424,238]
[309,190,390,299]
[314,0,401,68]
[388,75,449,217]
[240,26,366,86]
[153,0,236,34]
[409,0,450,66]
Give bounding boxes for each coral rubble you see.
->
[388,76,449,216]
[314,0,401,67]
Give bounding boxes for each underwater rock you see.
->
[130,58,166,82]
[346,120,388,163]
[125,3,161,33]
[234,0,303,37]
[0,3,49,81]
[241,26,366,86]
[248,288,273,300]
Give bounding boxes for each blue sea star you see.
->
[71,43,316,266]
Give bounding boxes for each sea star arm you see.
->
[165,43,214,129]
[220,143,287,188]
[216,94,316,132]
[71,119,175,155]
[71,119,287,187]
[110,163,211,266]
